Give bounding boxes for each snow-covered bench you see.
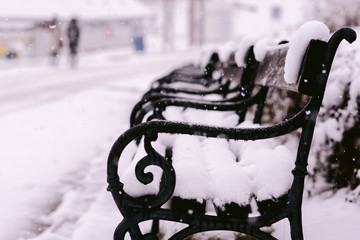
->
[107,25,356,240]
[150,52,221,89]
[130,46,258,127]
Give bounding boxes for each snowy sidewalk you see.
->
[0,49,197,240]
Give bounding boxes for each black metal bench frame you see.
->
[130,47,258,127]
[148,52,240,97]
[107,28,356,240]
[151,52,221,88]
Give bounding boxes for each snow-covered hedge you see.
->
[307,27,360,198]
[264,27,360,198]
[197,24,360,201]
[305,0,360,32]
[249,27,360,199]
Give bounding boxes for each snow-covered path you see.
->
[1,48,360,240]
[0,50,196,240]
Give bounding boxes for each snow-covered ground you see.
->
[0,49,197,240]
[1,44,360,240]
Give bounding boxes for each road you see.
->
[0,50,196,116]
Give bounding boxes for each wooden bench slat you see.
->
[254,45,301,93]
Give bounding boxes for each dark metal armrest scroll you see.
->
[107,131,175,212]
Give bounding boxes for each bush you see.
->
[305,0,360,31]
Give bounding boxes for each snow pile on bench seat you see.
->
[162,106,239,127]
[182,108,239,127]
[202,138,252,207]
[250,145,294,201]
[172,135,209,201]
[121,117,296,208]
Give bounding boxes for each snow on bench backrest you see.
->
[253,21,331,95]
[253,39,329,95]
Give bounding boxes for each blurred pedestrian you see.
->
[67,18,80,67]
[132,24,145,53]
[49,17,63,65]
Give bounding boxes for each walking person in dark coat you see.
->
[67,18,80,67]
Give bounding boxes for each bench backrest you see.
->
[254,39,327,95]
[247,37,343,127]
[130,46,260,127]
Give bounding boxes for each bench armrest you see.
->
[130,86,265,127]
[108,104,309,209]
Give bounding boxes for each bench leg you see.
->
[151,218,160,236]
[288,211,304,240]
[113,222,128,240]
[114,220,144,240]
[251,229,278,240]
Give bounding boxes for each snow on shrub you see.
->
[305,27,360,196]
[247,25,360,198]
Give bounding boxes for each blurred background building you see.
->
[140,0,304,49]
[0,0,358,59]
[0,0,154,58]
